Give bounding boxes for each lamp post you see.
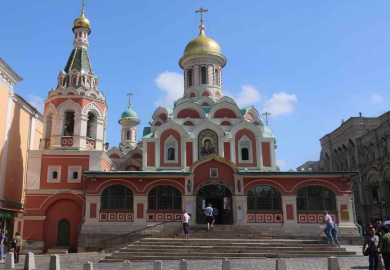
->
[373,197,386,221]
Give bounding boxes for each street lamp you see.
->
[373,197,387,221]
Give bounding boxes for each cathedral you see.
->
[20,8,358,253]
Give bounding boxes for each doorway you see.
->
[196,185,233,224]
[56,219,70,246]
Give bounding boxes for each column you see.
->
[233,195,247,225]
[133,195,148,225]
[281,195,298,227]
[83,195,100,226]
[182,195,196,225]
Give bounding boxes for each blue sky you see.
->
[2,1,390,170]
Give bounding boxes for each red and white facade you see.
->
[19,10,359,253]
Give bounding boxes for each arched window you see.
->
[72,77,77,86]
[247,185,282,211]
[201,66,207,84]
[126,130,131,140]
[86,112,97,139]
[148,185,182,210]
[52,171,58,179]
[296,186,336,211]
[214,68,220,86]
[64,111,75,136]
[241,148,249,161]
[167,148,175,160]
[72,171,78,180]
[188,68,193,87]
[101,185,133,210]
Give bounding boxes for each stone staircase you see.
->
[101,225,357,262]
[46,246,69,254]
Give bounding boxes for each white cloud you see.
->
[371,94,383,104]
[28,95,44,114]
[235,84,262,107]
[154,71,183,108]
[263,91,297,117]
[276,159,287,171]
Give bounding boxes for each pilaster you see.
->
[281,195,299,227]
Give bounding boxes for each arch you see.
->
[214,109,237,118]
[172,102,205,119]
[56,219,70,246]
[190,93,196,98]
[57,99,82,115]
[110,153,120,158]
[44,103,56,116]
[191,120,225,139]
[296,185,337,211]
[243,179,287,194]
[247,185,282,211]
[132,153,142,158]
[194,180,234,195]
[148,185,182,210]
[202,102,209,106]
[86,111,97,139]
[190,153,239,174]
[221,121,231,126]
[154,121,187,139]
[82,101,104,118]
[290,179,346,194]
[246,113,254,120]
[183,121,194,126]
[202,91,210,97]
[177,109,201,118]
[154,121,162,126]
[101,184,134,210]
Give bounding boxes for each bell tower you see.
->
[41,6,107,151]
[119,93,140,150]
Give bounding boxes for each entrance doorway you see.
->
[56,219,70,246]
[196,185,233,225]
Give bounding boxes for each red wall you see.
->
[186,142,193,166]
[177,109,200,118]
[147,142,155,167]
[224,142,231,160]
[262,142,271,167]
[193,160,235,188]
[214,109,237,118]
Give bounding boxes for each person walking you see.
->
[182,210,191,239]
[13,232,22,263]
[331,222,341,247]
[321,211,334,245]
[212,206,219,224]
[0,231,4,263]
[379,225,390,270]
[363,227,379,270]
[204,203,215,231]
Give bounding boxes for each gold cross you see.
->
[127,93,133,108]
[262,111,271,126]
[195,7,208,25]
[82,0,85,11]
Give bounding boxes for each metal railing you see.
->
[100,218,182,252]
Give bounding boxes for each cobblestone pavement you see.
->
[0,252,372,270]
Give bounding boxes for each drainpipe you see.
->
[351,173,363,236]
[78,174,87,234]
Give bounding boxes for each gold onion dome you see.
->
[184,25,222,56]
[74,10,91,29]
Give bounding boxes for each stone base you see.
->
[22,240,45,255]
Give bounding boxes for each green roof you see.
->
[64,47,93,74]
[121,107,139,120]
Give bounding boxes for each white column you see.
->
[133,195,148,225]
[336,195,355,227]
[84,195,100,226]
[281,195,298,227]
[233,195,247,224]
[183,195,196,225]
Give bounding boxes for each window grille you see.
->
[167,148,175,160]
[148,185,182,210]
[101,184,133,210]
[247,185,281,211]
[296,185,336,211]
[73,171,78,179]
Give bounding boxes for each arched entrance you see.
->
[56,219,70,246]
[196,185,233,225]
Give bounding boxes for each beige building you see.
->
[0,58,43,237]
[298,113,390,225]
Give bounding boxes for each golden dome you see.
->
[184,25,222,56]
[74,10,90,29]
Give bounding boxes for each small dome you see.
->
[74,10,91,29]
[121,108,139,120]
[184,26,222,56]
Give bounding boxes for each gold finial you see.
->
[82,0,86,13]
[195,7,208,35]
[127,93,133,108]
[74,0,91,30]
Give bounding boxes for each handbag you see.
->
[364,240,375,256]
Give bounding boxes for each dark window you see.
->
[241,148,249,161]
[72,171,78,180]
[214,68,220,86]
[126,130,131,140]
[201,66,207,84]
[64,111,75,136]
[296,186,336,211]
[86,112,96,138]
[148,185,182,210]
[188,69,193,87]
[167,148,175,160]
[101,185,133,210]
[247,185,282,211]
[52,171,58,179]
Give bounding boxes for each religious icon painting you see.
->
[198,129,218,159]
[210,168,218,178]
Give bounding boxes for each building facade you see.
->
[0,58,43,240]
[21,9,358,253]
[298,113,390,226]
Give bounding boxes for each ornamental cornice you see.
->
[0,58,23,90]
[189,153,239,174]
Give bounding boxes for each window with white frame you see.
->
[47,165,62,183]
[238,135,252,163]
[164,135,178,163]
[68,166,82,183]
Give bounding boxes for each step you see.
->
[46,246,69,254]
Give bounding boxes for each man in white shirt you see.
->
[182,210,191,239]
[321,211,334,245]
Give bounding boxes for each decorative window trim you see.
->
[164,135,178,163]
[47,165,61,183]
[238,135,253,163]
[67,165,82,183]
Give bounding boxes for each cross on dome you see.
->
[195,7,208,30]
